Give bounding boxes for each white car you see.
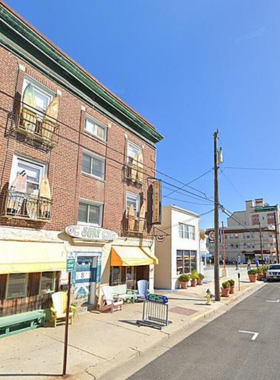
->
[266,264,280,281]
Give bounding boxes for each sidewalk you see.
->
[0,271,265,380]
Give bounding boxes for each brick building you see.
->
[0,2,163,318]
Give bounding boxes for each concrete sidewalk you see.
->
[0,271,265,380]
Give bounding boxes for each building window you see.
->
[82,151,105,180]
[126,192,140,217]
[40,272,56,293]
[85,116,107,141]
[6,273,27,299]
[10,155,46,196]
[234,234,239,239]
[179,224,195,240]
[127,141,141,163]
[23,77,53,115]
[176,250,197,274]
[78,201,103,226]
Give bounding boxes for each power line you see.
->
[219,167,246,202]
[163,169,213,199]
[164,195,214,206]
[224,166,280,171]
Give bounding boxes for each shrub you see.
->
[262,266,269,273]
[190,272,198,281]
[178,274,190,282]
[222,281,230,289]
[198,273,205,280]
[248,269,257,275]
[256,267,263,274]
[228,279,235,287]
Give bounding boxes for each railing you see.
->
[0,294,52,317]
[2,190,52,221]
[124,216,146,236]
[124,160,144,185]
[12,102,59,147]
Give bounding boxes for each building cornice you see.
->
[0,2,163,146]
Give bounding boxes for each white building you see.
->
[206,198,279,264]
[154,206,200,290]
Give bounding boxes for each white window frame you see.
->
[9,155,47,195]
[6,273,28,299]
[82,150,105,180]
[126,191,140,218]
[178,223,195,240]
[85,115,108,142]
[127,141,141,164]
[78,199,103,226]
[22,76,54,115]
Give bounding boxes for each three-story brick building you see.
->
[0,2,163,317]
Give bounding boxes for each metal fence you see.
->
[137,294,170,330]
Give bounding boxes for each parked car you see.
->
[266,264,280,282]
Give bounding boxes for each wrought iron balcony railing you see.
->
[12,102,59,148]
[2,190,52,221]
[124,159,144,185]
[123,215,146,236]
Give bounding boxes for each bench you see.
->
[0,310,46,338]
[111,284,136,303]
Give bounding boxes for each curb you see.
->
[71,281,264,380]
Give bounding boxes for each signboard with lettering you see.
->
[66,258,76,272]
[65,225,118,241]
[152,180,162,225]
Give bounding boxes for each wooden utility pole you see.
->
[214,130,220,301]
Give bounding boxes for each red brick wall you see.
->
[0,46,156,237]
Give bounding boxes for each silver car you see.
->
[266,264,280,281]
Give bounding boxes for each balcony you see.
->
[124,159,144,186]
[12,102,59,148]
[123,215,146,237]
[2,190,52,222]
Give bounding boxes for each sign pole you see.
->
[63,271,71,376]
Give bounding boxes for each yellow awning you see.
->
[0,241,67,274]
[111,246,158,266]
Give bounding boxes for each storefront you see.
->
[0,234,67,317]
[110,245,158,290]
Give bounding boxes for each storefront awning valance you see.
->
[0,241,67,274]
[111,246,158,266]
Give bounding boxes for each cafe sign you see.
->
[65,225,118,241]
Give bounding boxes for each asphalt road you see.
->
[128,283,280,380]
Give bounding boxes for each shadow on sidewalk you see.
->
[0,374,61,378]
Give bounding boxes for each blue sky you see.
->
[6,0,280,229]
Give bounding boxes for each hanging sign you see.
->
[152,180,162,225]
[156,235,166,243]
[66,258,75,272]
[65,225,118,241]
[208,230,215,242]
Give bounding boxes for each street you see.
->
[129,282,280,380]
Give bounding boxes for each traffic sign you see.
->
[66,258,75,272]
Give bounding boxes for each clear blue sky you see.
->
[6,0,280,229]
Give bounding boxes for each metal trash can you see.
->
[137,294,170,330]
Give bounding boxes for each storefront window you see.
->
[176,250,197,274]
[6,273,27,299]
[111,267,122,285]
[40,272,55,293]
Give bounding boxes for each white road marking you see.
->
[238,330,259,341]
[266,299,280,303]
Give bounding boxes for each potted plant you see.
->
[190,271,198,287]
[178,274,190,289]
[228,279,235,294]
[256,267,264,281]
[221,281,230,297]
[197,273,205,285]
[248,269,257,282]
[262,266,268,279]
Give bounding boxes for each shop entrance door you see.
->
[74,256,97,309]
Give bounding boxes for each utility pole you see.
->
[259,222,264,265]
[214,130,220,301]
[274,211,279,264]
